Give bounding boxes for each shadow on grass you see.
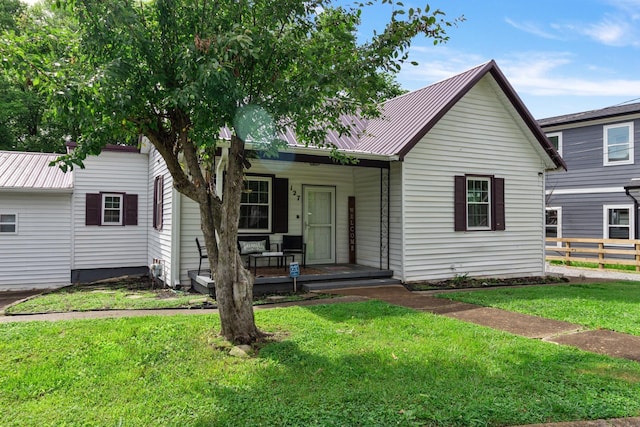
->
[191,302,640,427]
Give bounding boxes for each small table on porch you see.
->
[247,252,295,275]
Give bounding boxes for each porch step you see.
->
[302,277,402,291]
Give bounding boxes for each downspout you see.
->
[171,187,181,287]
[624,188,639,240]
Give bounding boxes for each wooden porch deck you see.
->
[188,264,401,296]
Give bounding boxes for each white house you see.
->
[0,61,565,291]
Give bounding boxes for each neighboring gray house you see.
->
[540,102,640,241]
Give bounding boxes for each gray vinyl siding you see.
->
[547,191,633,239]
[546,119,640,191]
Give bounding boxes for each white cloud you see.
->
[504,18,560,40]
[571,16,638,46]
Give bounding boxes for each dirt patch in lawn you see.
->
[405,275,570,291]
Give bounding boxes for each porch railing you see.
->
[545,237,640,271]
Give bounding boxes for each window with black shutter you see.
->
[454,175,505,232]
[85,192,138,226]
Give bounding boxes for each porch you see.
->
[188,264,400,297]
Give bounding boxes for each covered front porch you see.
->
[188,264,400,296]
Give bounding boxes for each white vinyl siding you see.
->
[147,146,175,286]
[177,160,357,285]
[399,75,547,282]
[0,193,72,289]
[603,122,634,166]
[72,150,149,269]
[354,168,381,268]
[388,162,404,280]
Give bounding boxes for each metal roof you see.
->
[254,60,565,169]
[538,102,640,127]
[0,151,74,192]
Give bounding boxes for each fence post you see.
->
[565,241,571,266]
[636,242,640,272]
[598,242,605,269]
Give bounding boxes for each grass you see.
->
[4,279,324,315]
[437,281,640,336]
[2,300,640,426]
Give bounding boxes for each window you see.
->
[239,177,271,232]
[467,177,491,229]
[546,207,562,246]
[85,193,138,226]
[102,194,123,225]
[603,205,634,240]
[0,214,17,233]
[454,175,505,232]
[546,132,562,157]
[153,176,164,230]
[604,122,634,166]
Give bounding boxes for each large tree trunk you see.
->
[207,135,263,344]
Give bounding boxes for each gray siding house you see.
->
[540,103,640,241]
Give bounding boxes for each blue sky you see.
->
[23,0,640,119]
[358,0,640,119]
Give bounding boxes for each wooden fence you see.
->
[545,237,640,271]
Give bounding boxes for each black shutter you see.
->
[153,176,164,230]
[124,194,138,226]
[86,193,101,225]
[454,176,466,231]
[272,178,288,233]
[492,178,505,231]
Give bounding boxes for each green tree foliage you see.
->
[51,0,457,344]
[0,0,79,152]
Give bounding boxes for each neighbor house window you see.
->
[546,132,562,157]
[604,122,634,166]
[85,193,138,226]
[153,176,164,230]
[603,205,634,240]
[454,175,505,232]
[546,207,562,247]
[239,176,271,232]
[0,214,17,233]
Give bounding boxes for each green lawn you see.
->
[2,301,640,426]
[438,281,640,336]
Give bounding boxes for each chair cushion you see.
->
[239,240,267,255]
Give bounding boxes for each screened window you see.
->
[604,122,634,165]
[467,177,491,229]
[102,194,123,225]
[153,176,164,230]
[604,205,633,240]
[0,214,17,233]
[239,177,271,232]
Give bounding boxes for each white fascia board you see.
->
[546,187,624,195]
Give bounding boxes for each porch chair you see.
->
[195,237,208,275]
[281,235,306,267]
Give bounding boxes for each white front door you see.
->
[304,186,336,264]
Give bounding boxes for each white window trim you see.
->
[603,204,634,243]
[466,176,491,231]
[546,207,562,247]
[102,193,123,226]
[546,132,563,157]
[0,213,18,234]
[239,176,272,233]
[603,122,634,166]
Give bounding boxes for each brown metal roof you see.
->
[0,151,74,191]
[260,60,565,170]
